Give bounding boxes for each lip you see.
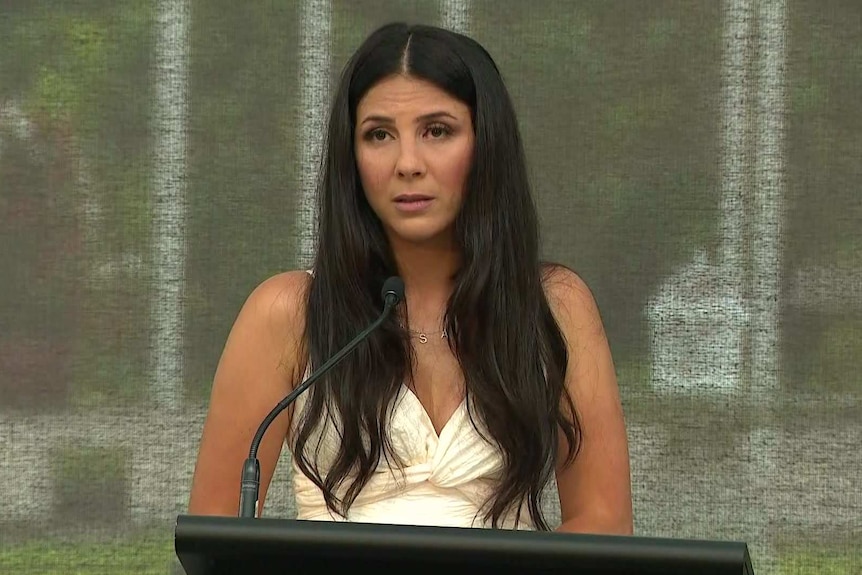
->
[393,193,434,213]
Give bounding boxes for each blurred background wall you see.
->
[0,1,859,573]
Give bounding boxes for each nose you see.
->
[395,140,425,179]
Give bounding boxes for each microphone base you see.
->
[238,458,260,518]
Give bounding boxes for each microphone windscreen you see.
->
[381,276,405,305]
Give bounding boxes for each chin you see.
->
[386,225,453,246]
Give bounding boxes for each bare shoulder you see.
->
[223,269,312,384]
[541,264,606,339]
[243,270,311,336]
[188,269,311,516]
[542,266,633,534]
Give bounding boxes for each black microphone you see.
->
[238,276,405,518]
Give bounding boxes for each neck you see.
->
[389,236,460,326]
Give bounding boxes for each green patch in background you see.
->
[0,531,174,575]
[777,547,860,575]
[51,445,131,527]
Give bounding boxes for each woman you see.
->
[188,22,632,534]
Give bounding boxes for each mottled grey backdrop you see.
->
[1,1,859,573]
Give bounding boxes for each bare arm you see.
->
[546,267,633,535]
[188,271,309,517]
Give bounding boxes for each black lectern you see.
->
[175,515,755,574]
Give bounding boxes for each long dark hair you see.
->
[292,22,580,530]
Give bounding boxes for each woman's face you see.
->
[354,74,474,247]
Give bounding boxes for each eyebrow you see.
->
[359,111,459,126]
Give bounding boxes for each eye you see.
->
[364,128,390,142]
[426,124,451,139]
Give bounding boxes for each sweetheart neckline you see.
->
[399,384,467,439]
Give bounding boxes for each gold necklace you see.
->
[406,327,448,344]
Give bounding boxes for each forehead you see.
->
[356,74,467,118]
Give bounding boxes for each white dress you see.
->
[291,384,534,530]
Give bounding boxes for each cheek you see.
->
[448,145,473,193]
[356,151,390,197]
